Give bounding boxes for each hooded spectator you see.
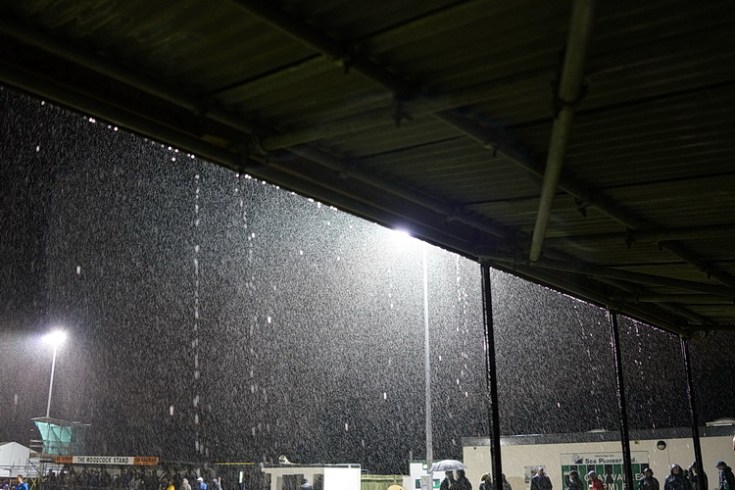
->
[531,468,552,490]
[717,461,735,490]
[567,471,584,490]
[639,468,660,490]
[665,465,691,490]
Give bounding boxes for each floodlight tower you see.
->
[42,330,67,418]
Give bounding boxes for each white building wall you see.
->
[261,465,360,490]
[0,442,32,478]
[464,435,734,490]
[324,466,361,490]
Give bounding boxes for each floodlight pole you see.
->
[423,244,433,471]
[46,342,59,418]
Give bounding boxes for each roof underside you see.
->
[2,0,734,336]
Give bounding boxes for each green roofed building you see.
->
[31,417,89,457]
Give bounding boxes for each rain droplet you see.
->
[76,265,81,275]
[383,392,387,400]
[169,405,175,416]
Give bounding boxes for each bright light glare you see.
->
[386,227,425,252]
[388,228,415,245]
[391,228,411,239]
[42,330,67,347]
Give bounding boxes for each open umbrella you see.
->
[430,459,465,472]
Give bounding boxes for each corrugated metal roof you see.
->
[2,0,734,334]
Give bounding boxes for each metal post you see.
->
[680,338,705,488]
[46,343,58,418]
[609,311,634,490]
[423,244,433,471]
[481,261,502,489]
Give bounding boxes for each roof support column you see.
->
[680,337,705,489]
[530,0,596,261]
[481,261,503,490]
[608,311,634,490]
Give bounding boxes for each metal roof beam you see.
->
[529,0,596,262]
[489,263,692,335]
[0,18,256,136]
[286,146,514,240]
[259,71,549,151]
[544,223,735,246]
[486,252,735,298]
[614,295,735,305]
[226,0,416,96]
[659,241,735,290]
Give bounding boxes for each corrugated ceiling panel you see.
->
[601,176,735,229]
[289,0,463,41]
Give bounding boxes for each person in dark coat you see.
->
[717,461,735,490]
[687,463,707,490]
[480,473,493,490]
[639,468,660,490]
[566,471,584,490]
[665,465,691,490]
[455,470,472,490]
[441,472,456,490]
[531,468,552,490]
[502,474,512,490]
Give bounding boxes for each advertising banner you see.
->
[54,456,159,466]
[560,452,650,490]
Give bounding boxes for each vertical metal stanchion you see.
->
[609,311,634,490]
[681,337,705,488]
[481,261,502,490]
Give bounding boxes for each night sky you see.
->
[1,86,733,475]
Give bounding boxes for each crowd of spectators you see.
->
[1,467,223,490]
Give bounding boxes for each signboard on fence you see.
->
[54,456,159,466]
[560,452,650,490]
